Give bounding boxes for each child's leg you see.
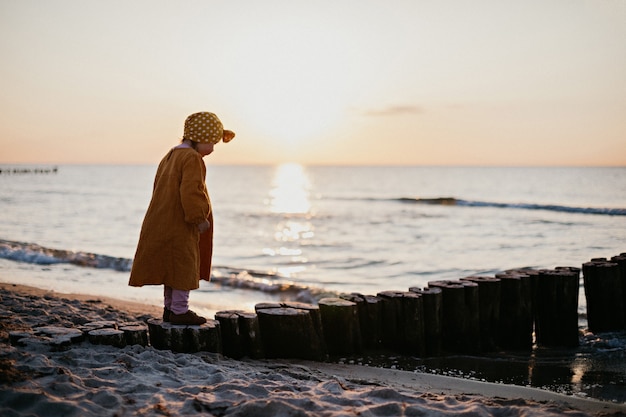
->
[168,288,206,325]
[170,289,190,315]
[164,286,173,310]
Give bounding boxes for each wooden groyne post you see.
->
[534,267,580,347]
[428,280,480,354]
[340,293,383,350]
[318,297,362,355]
[215,310,264,359]
[146,318,222,353]
[409,287,442,357]
[612,254,626,327]
[460,276,501,352]
[255,302,327,361]
[376,291,426,356]
[583,257,625,333]
[495,271,533,350]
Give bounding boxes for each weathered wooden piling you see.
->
[187,320,222,353]
[610,254,626,328]
[146,318,222,353]
[119,323,149,346]
[409,286,442,357]
[318,297,362,355]
[255,302,327,361]
[215,310,245,359]
[494,272,533,350]
[376,291,404,351]
[534,268,580,347]
[376,291,425,355]
[284,301,327,354]
[238,311,265,359]
[340,293,383,350]
[460,276,501,352]
[36,326,85,347]
[401,291,426,357]
[583,260,625,333]
[556,266,583,341]
[215,310,264,359]
[427,280,480,354]
[88,328,126,348]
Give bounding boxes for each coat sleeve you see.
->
[179,154,210,225]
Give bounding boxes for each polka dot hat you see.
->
[184,112,232,145]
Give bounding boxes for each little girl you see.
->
[129,112,235,325]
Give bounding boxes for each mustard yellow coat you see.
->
[129,147,213,291]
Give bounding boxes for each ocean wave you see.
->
[0,239,132,271]
[396,197,626,216]
[0,239,336,302]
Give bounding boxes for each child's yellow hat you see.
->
[184,112,234,144]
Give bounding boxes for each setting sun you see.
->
[214,10,372,149]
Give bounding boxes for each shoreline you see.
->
[2,282,625,416]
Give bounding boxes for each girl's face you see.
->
[196,142,215,157]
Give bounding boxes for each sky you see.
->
[0,0,625,166]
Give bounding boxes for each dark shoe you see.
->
[170,310,207,325]
[163,308,172,322]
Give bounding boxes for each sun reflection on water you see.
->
[269,163,311,215]
[264,163,314,277]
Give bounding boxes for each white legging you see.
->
[163,286,190,315]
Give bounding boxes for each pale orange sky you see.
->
[1,0,625,166]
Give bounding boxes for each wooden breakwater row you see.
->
[9,320,149,351]
[13,253,623,360]
[0,166,58,175]
[143,252,626,361]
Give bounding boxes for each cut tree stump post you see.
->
[461,280,480,352]
[495,271,533,350]
[193,320,222,353]
[319,297,362,355]
[376,291,404,351]
[282,301,328,355]
[377,291,425,356]
[28,326,85,350]
[146,318,222,353]
[88,328,126,348]
[215,310,245,359]
[534,267,580,347]
[428,280,480,354]
[119,322,149,347]
[583,260,625,333]
[460,276,501,352]
[610,254,626,328]
[409,286,442,357]
[255,302,327,361]
[340,293,383,350]
[215,310,263,359]
[147,318,169,350]
[426,281,465,354]
[400,291,425,357]
[237,311,264,359]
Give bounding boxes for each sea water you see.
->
[1,164,625,401]
[1,164,624,310]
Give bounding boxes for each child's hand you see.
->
[198,220,210,233]
[223,130,236,143]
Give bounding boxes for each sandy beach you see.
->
[1,282,625,417]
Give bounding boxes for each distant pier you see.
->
[0,166,58,175]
